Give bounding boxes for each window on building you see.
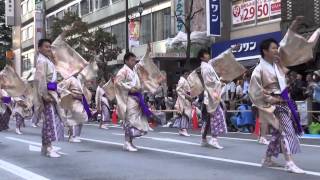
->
[231,0,281,28]
[140,14,151,44]
[112,0,120,4]
[22,51,34,72]
[56,11,64,20]
[27,0,34,12]
[81,0,90,16]
[153,8,171,42]
[69,4,79,16]
[27,26,34,39]
[22,29,28,41]
[100,0,110,8]
[103,27,111,33]
[90,0,95,12]
[21,3,27,15]
[111,23,126,50]
[46,16,55,33]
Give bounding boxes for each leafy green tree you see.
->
[86,28,121,80]
[0,0,12,70]
[49,12,92,60]
[49,12,121,81]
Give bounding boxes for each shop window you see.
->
[153,8,171,42]
[231,0,281,28]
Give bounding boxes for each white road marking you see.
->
[0,159,50,180]
[79,137,320,177]
[29,145,41,152]
[6,137,67,155]
[159,132,320,148]
[111,133,199,145]
[84,124,122,128]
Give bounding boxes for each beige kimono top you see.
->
[249,59,288,129]
[174,76,192,119]
[201,61,223,114]
[114,64,142,121]
[59,76,88,126]
[34,53,59,105]
[95,86,109,112]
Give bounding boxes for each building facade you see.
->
[212,0,282,68]
[11,0,212,86]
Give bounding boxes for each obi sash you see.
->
[47,82,58,91]
[82,94,92,118]
[1,96,11,104]
[129,92,153,118]
[280,88,303,135]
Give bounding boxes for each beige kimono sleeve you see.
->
[35,59,48,98]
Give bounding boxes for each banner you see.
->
[129,19,140,48]
[175,0,185,32]
[206,0,221,36]
[232,0,281,25]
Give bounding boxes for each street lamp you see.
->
[138,1,144,17]
[138,1,144,46]
[125,0,129,53]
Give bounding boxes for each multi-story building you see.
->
[11,0,212,86]
[212,0,282,68]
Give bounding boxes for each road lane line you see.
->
[83,124,122,128]
[111,133,199,145]
[79,137,320,177]
[5,137,66,154]
[0,159,50,180]
[159,132,320,148]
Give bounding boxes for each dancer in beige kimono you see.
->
[96,83,110,129]
[35,39,64,158]
[115,43,163,152]
[60,75,88,143]
[249,16,319,173]
[12,95,32,135]
[173,71,193,136]
[115,52,149,152]
[198,49,227,149]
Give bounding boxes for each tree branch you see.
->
[191,8,203,20]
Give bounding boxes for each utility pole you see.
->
[125,0,129,53]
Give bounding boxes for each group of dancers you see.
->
[1,16,319,174]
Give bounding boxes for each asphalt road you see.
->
[0,121,319,180]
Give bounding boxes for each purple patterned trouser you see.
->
[266,104,301,158]
[15,113,24,129]
[173,114,190,129]
[42,102,64,146]
[123,121,147,141]
[201,105,227,138]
